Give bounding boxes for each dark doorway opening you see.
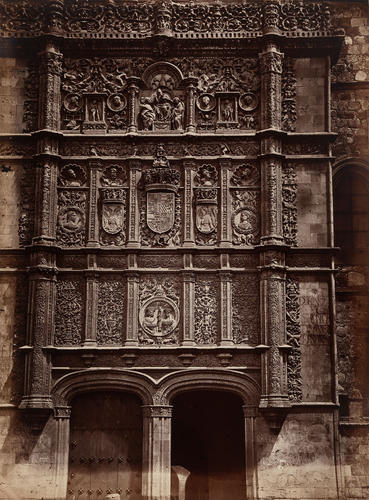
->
[67,391,143,500]
[171,390,246,500]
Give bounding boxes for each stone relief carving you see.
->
[193,164,218,246]
[279,2,331,31]
[19,165,35,247]
[58,164,87,187]
[140,145,181,247]
[23,62,39,132]
[194,279,217,344]
[56,190,87,246]
[286,277,302,402]
[100,188,127,246]
[97,279,125,345]
[231,190,260,246]
[282,163,298,246]
[230,164,259,187]
[0,0,43,33]
[282,58,297,132]
[232,274,259,344]
[138,278,180,345]
[54,279,83,345]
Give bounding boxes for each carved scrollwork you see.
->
[19,165,35,247]
[97,279,125,345]
[286,277,302,402]
[232,274,259,344]
[279,2,330,32]
[138,278,180,345]
[194,279,217,344]
[23,62,39,132]
[54,279,83,345]
[282,164,298,246]
[56,191,87,247]
[0,0,43,33]
[282,58,297,132]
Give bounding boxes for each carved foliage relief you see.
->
[230,164,260,246]
[97,278,125,345]
[56,165,87,247]
[232,274,259,345]
[19,165,35,246]
[194,276,218,344]
[54,278,83,345]
[286,277,302,401]
[282,57,297,132]
[282,163,298,246]
[138,276,180,345]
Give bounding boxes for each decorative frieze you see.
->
[286,277,302,402]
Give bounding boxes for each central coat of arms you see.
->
[147,192,175,233]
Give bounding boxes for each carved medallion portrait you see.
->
[239,92,258,111]
[58,207,84,233]
[63,93,82,112]
[196,93,216,112]
[107,93,127,112]
[139,297,179,337]
[232,209,258,235]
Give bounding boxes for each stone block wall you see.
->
[0,58,27,133]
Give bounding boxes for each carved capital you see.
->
[39,49,63,77]
[259,50,284,75]
[54,406,72,419]
[142,405,173,419]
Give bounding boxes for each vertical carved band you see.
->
[183,77,198,133]
[127,77,140,133]
[183,163,194,245]
[220,160,231,245]
[84,272,99,346]
[219,272,233,345]
[87,160,100,246]
[38,44,63,130]
[128,161,140,245]
[182,272,195,345]
[260,48,283,130]
[126,274,139,345]
[261,158,283,244]
[34,157,58,244]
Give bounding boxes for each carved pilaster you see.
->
[142,405,172,500]
[182,77,198,133]
[127,160,141,247]
[125,273,139,346]
[20,262,57,412]
[46,0,64,34]
[259,46,283,130]
[183,162,194,246]
[259,268,289,409]
[84,271,98,347]
[53,405,71,500]
[182,272,195,346]
[243,405,258,500]
[127,77,141,133]
[219,271,233,346]
[33,155,58,246]
[87,160,100,247]
[260,157,283,245]
[38,41,63,131]
[219,159,232,246]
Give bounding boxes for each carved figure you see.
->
[59,164,86,187]
[139,98,155,130]
[197,206,217,233]
[172,97,184,130]
[140,299,177,336]
[101,166,125,186]
[89,100,101,121]
[222,100,234,121]
[60,209,83,231]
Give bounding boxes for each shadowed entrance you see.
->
[171,391,246,500]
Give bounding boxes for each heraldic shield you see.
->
[146,191,175,234]
[196,203,217,234]
[101,189,125,235]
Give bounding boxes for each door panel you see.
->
[67,392,142,500]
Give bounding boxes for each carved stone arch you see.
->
[52,368,156,407]
[154,368,261,406]
[142,61,184,90]
[333,157,369,187]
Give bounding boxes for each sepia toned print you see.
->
[0,0,368,499]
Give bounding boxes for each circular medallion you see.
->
[58,207,84,233]
[239,93,258,112]
[232,208,258,234]
[139,297,179,337]
[107,93,127,112]
[63,93,82,113]
[196,93,216,112]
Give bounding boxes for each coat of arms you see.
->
[101,189,126,235]
[147,191,175,234]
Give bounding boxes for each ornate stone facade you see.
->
[0,1,368,499]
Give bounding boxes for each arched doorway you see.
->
[171,391,246,500]
[66,391,143,500]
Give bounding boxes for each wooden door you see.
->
[67,392,142,500]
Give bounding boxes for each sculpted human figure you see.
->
[222,100,234,121]
[172,97,184,130]
[89,100,100,121]
[139,97,155,130]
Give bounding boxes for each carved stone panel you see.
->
[232,273,260,345]
[54,278,84,346]
[97,278,125,345]
[286,277,302,402]
[56,190,87,247]
[194,276,218,345]
[282,163,298,246]
[138,276,180,345]
[231,190,260,246]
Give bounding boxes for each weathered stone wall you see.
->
[0,58,28,133]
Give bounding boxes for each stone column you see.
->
[182,77,198,133]
[183,162,195,247]
[84,271,98,347]
[219,271,233,346]
[182,272,195,346]
[87,159,101,247]
[243,405,258,500]
[125,273,139,346]
[38,40,63,131]
[127,77,141,133]
[142,405,172,500]
[127,160,141,247]
[33,155,58,246]
[53,406,71,500]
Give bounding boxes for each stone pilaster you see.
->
[127,77,141,133]
[87,159,101,247]
[127,160,141,247]
[33,155,58,246]
[183,162,195,247]
[83,271,98,347]
[182,77,198,133]
[53,406,71,500]
[182,272,195,345]
[243,405,258,500]
[219,271,233,346]
[38,41,63,131]
[142,405,172,500]
[125,273,139,346]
